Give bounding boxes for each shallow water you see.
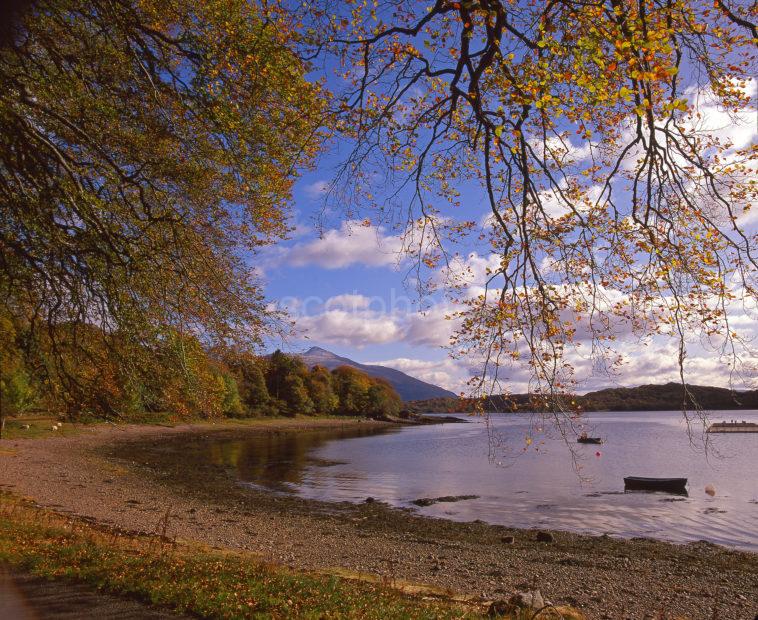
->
[202,411,758,551]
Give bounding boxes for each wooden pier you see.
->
[706,421,758,433]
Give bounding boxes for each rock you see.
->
[365,497,375,503]
[412,497,435,507]
[501,535,514,544]
[511,590,545,610]
[411,494,479,507]
[536,531,555,543]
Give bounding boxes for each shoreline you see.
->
[1,418,756,619]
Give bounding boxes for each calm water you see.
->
[203,411,758,551]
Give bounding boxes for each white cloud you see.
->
[324,294,372,311]
[297,309,404,346]
[284,221,403,269]
[293,299,458,349]
[439,252,502,289]
[370,357,471,393]
[685,77,757,152]
[527,134,596,165]
[404,305,459,347]
[303,180,330,199]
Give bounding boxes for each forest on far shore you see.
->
[408,383,758,414]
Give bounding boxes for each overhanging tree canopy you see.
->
[0,0,325,411]
[288,0,757,405]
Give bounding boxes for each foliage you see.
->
[0,308,37,436]
[305,365,340,415]
[281,373,316,416]
[264,352,402,418]
[331,366,373,416]
[153,331,229,419]
[223,351,273,417]
[285,0,757,408]
[266,350,312,416]
[366,379,403,419]
[331,365,402,418]
[0,0,325,413]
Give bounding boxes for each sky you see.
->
[256,61,758,396]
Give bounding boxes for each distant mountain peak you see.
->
[297,346,456,402]
[304,345,332,355]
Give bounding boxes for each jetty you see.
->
[706,420,758,433]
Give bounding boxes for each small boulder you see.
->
[511,590,545,610]
[536,531,555,543]
[365,497,375,504]
[412,497,435,507]
[501,535,515,544]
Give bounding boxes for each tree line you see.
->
[0,306,401,433]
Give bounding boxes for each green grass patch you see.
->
[1,415,83,440]
[1,412,368,441]
[0,494,484,619]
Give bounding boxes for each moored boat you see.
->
[577,436,602,444]
[624,476,687,493]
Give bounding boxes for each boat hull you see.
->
[624,476,687,493]
[577,437,602,444]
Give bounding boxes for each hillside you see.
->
[408,382,758,413]
[578,382,758,412]
[297,347,456,402]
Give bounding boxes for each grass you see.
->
[1,415,83,440]
[0,494,489,619]
[0,412,369,441]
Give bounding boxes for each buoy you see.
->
[705,484,716,496]
[595,451,601,458]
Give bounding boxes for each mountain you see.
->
[297,347,456,402]
[408,382,758,413]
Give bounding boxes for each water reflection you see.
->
[204,427,398,490]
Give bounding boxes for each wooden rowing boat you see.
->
[624,476,687,493]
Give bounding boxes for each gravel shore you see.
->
[1,419,756,620]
